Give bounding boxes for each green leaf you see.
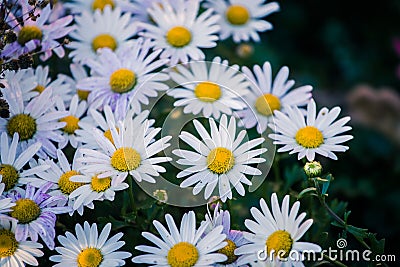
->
[297,187,317,199]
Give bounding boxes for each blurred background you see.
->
[206,0,400,259]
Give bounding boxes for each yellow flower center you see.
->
[167,242,199,267]
[0,164,19,191]
[7,113,37,141]
[295,126,324,148]
[58,170,84,195]
[111,147,141,172]
[17,25,43,45]
[34,85,46,93]
[77,89,90,100]
[59,115,80,134]
[91,0,114,11]
[207,147,235,174]
[109,68,136,94]
[217,239,238,264]
[0,230,18,257]
[91,175,111,192]
[103,127,119,145]
[255,93,281,116]
[226,5,250,25]
[77,247,103,267]
[194,82,221,102]
[91,34,117,52]
[266,230,293,258]
[10,198,41,224]
[166,26,192,48]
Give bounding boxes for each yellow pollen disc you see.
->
[17,25,43,45]
[91,175,111,192]
[226,5,250,25]
[109,68,136,94]
[266,230,293,258]
[92,0,115,11]
[7,113,37,141]
[77,247,103,267]
[10,198,41,224]
[167,242,199,267]
[34,85,46,93]
[77,89,90,100]
[59,115,80,134]
[295,126,324,148]
[111,147,141,172]
[207,147,235,174]
[166,26,192,48]
[0,230,18,257]
[58,170,84,195]
[255,93,281,116]
[103,127,119,145]
[91,34,117,52]
[194,82,222,102]
[0,164,19,191]
[217,239,238,264]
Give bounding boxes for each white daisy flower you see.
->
[76,104,153,150]
[127,0,178,24]
[0,219,43,267]
[1,1,74,61]
[77,38,169,118]
[139,0,221,66]
[0,87,68,158]
[78,112,172,183]
[68,170,129,211]
[55,95,91,149]
[65,0,136,14]
[68,6,137,63]
[59,63,91,101]
[168,57,250,119]
[203,0,280,43]
[173,114,267,202]
[238,62,313,134]
[7,182,71,250]
[203,206,250,267]
[132,210,228,266]
[235,193,322,266]
[50,221,132,266]
[25,65,73,105]
[268,99,353,161]
[0,69,37,103]
[0,179,15,219]
[0,132,48,192]
[20,149,92,216]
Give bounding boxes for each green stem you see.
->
[127,175,136,212]
[272,155,281,182]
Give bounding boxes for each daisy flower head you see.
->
[6,182,71,250]
[132,210,228,266]
[168,57,250,119]
[128,0,178,24]
[68,169,129,212]
[268,99,353,161]
[0,86,68,158]
[55,95,91,149]
[1,1,74,61]
[21,149,92,216]
[0,69,37,103]
[203,205,249,266]
[60,63,91,101]
[203,0,280,43]
[25,65,73,105]
[0,219,44,267]
[0,132,48,192]
[50,221,132,266]
[238,62,313,134]
[235,193,322,266]
[78,111,172,184]
[65,0,136,14]
[139,0,221,66]
[173,114,267,202]
[68,5,137,63]
[77,38,169,118]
